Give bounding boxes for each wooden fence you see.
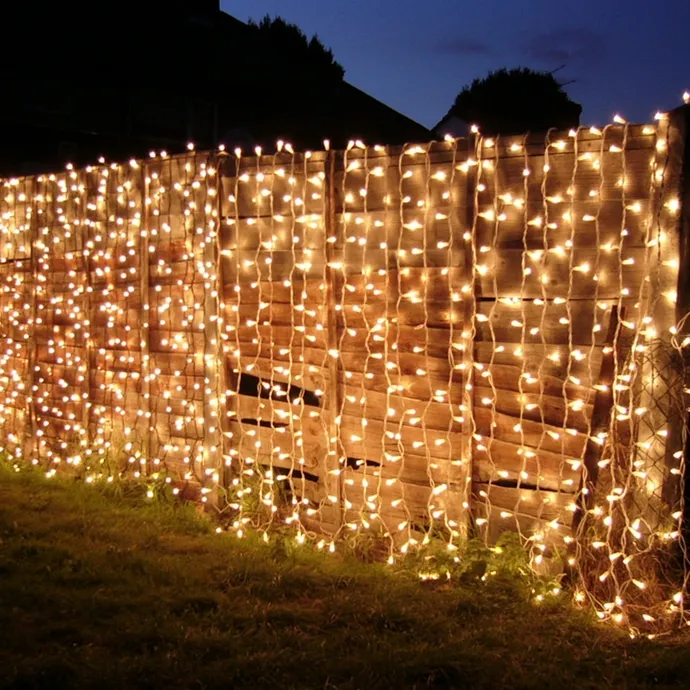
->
[0,109,687,590]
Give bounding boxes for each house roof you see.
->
[214,10,433,148]
[330,83,433,145]
[0,1,434,175]
[432,113,471,138]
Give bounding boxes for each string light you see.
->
[0,103,688,634]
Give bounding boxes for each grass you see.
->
[0,468,689,690]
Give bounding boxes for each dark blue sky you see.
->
[223,0,689,128]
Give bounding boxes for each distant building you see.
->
[0,1,432,176]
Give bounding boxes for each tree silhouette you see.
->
[444,67,582,136]
[248,16,345,83]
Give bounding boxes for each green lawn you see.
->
[1,467,689,689]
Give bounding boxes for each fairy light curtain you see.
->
[0,110,686,633]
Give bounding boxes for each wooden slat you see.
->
[224,417,315,456]
[472,482,574,524]
[474,342,604,386]
[473,407,586,457]
[474,298,639,346]
[472,437,580,492]
[343,469,467,528]
[340,384,461,432]
[338,413,462,462]
[473,384,592,432]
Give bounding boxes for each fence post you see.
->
[323,149,344,532]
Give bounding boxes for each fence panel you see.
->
[0,110,688,628]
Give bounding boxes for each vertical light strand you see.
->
[595,125,625,605]
[511,133,532,547]
[202,154,222,505]
[533,130,551,484]
[377,144,397,560]
[337,144,355,534]
[284,147,301,537]
[479,133,501,544]
[356,145,378,538]
[248,149,269,529]
[211,151,230,511]
[294,151,312,538]
[24,175,39,464]
[533,129,556,562]
[322,145,344,544]
[138,164,151,475]
[442,136,463,550]
[149,155,167,477]
[461,136,480,540]
[347,144,368,536]
[393,146,414,553]
[569,125,609,579]
[611,123,632,608]
[229,148,246,535]
[612,120,663,625]
[605,120,663,625]
[78,165,93,475]
[562,127,582,549]
[622,116,676,626]
[420,143,438,545]
[263,148,279,534]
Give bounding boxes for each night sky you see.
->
[223,0,689,129]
